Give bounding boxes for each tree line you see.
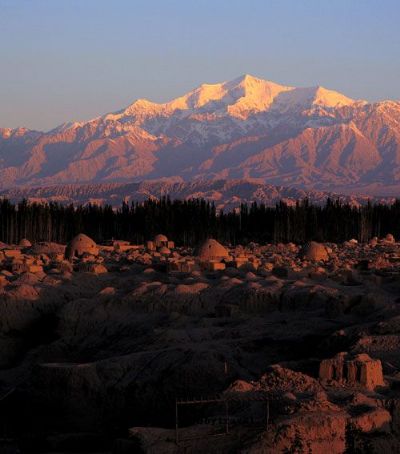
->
[0,197,399,246]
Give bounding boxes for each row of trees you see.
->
[0,197,399,246]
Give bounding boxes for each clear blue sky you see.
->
[1,0,399,131]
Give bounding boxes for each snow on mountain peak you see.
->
[113,74,296,122]
[226,73,290,92]
[312,86,357,107]
[51,121,85,133]
[223,74,293,118]
[270,85,362,115]
[113,75,363,124]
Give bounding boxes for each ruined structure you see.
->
[298,241,329,262]
[319,352,384,390]
[65,233,99,261]
[0,234,399,451]
[154,234,168,248]
[19,238,32,248]
[384,233,395,243]
[197,239,230,263]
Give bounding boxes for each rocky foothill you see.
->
[1,233,400,452]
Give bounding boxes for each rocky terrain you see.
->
[1,233,400,452]
[1,74,400,193]
[0,179,391,210]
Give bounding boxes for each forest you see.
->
[0,197,399,246]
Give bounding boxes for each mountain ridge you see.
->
[0,178,394,210]
[0,74,399,193]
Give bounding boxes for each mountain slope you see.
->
[1,74,399,193]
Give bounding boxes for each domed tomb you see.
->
[65,234,98,261]
[19,238,32,248]
[154,234,168,248]
[197,239,229,262]
[298,241,329,262]
[384,233,395,243]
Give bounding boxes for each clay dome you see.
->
[154,234,168,247]
[385,233,395,243]
[197,239,229,262]
[19,238,32,248]
[298,241,329,262]
[154,234,168,243]
[369,237,378,246]
[65,233,98,260]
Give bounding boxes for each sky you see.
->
[1,0,399,131]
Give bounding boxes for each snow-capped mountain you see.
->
[1,74,400,194]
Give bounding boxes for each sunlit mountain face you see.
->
[1,74,399,194]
